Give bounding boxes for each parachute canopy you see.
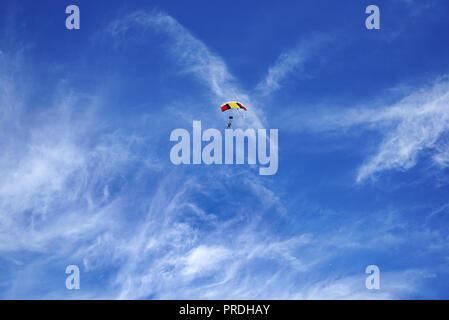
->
[220,101,247,112]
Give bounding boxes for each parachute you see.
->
[221,101,247,128]
[220,101,247,112]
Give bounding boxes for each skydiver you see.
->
[226,116,233,129]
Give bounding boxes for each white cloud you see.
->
[0,51,148,254]
[256,35,330,95]
[107,11,265,130]
[356,78,449,182]
[295,269,427,299]
[281,77,449,182]
[181,245,231,276]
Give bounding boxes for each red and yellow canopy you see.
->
[220,101,247,112]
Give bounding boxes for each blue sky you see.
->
[1,0,449,299]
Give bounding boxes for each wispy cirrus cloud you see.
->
[110,173,310,299]
[280,76,449,182]
[109,11,234,100]
[355,78,449,182]
[0,91,129,254]
[255,35,331,96]
[109,176,433,299]
[107,10,265,130]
